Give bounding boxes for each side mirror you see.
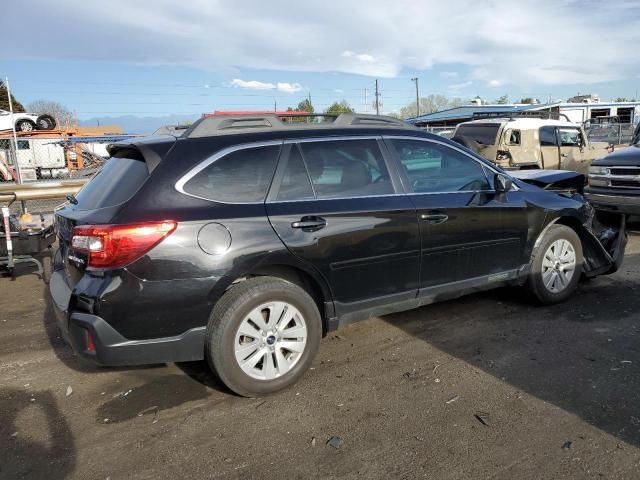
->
[495,173,513,193]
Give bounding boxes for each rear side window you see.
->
[298,139,393,199]
[276,146,314,201]
[74,156,149,210]
[183,145,280,202]
[539,126,558,146]
[455,124,500,145]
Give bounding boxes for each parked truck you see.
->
[451,112,618,174]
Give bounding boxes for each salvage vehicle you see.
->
[452,112,614,174]
[49,113,626,397]
[585,138,640,215]
[0,109,56,133]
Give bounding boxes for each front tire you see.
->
[525,224,583,304]
[205,276,322,397]
[16,120,35,132]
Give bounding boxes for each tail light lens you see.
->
[71,221,176,268]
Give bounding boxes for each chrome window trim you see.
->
[175,135,520,205]
[382,135,520,192]
[174,140,284,204]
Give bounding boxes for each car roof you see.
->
[459,118,579,129]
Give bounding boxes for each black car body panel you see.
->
[49,116,627,366]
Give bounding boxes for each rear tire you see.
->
[36,114,56,130]
[525,224,583,304]
[205,276,322,397]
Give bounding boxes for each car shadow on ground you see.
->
[382,251,640,448]
[0,388,76,480]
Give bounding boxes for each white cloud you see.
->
[488,79,504,88]
[440,71,458,79]
[276,82,303,93]
[230,79,275,90]
[230,79,302,93]
[5,0,640,86]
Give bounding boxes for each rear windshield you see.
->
[73,156,149,210]
[455,124,501,145]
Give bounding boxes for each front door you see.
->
[385,137,530,290]
[557,126,587,173]
[266,138,421,313]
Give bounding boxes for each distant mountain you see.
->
[79,114,199,134]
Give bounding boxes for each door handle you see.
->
[291,217,326,230]
[420,213,449,224]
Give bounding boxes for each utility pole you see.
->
[375,79,380,115]
[411,77,420,116]
[364,88,368,113]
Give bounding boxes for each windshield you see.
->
[455,123,500,145]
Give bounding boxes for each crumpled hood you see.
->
[509,169,585,194]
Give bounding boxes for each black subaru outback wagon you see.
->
[50,114,626,396]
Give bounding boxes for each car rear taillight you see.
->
[71,221,176,269]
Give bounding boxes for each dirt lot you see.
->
[2,234,640,480]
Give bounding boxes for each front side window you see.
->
[558,128,582,147]
[298,139,393,199]
[183,144,280,202]
[391,139,490,193]
[17,140,30,150]
[539,126,558,146]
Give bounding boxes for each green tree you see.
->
[0,80,25,112]
[494,95,509,104]
[324,100,354,114]
[297,98,314,113]
[519,97,539,104]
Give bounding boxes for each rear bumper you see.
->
[49,270,205,366]
[585,190,640,215]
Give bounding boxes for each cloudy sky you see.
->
[2,0,640,126]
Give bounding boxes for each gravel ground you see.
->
[2,234,640,479]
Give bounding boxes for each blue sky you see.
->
[2,0,640,128]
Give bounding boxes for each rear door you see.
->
[539,126,560,169]
[385,137,530,290]
[265,138,420,312]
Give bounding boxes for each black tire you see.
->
[525,224,583,304]
[16,119,35,132]
[205,276,322,397]
[36,114,56,130]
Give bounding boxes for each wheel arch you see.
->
[535,215,612,277]
[214,260,336,335]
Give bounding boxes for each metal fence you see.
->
[584,122,636,145]
[0,135,106,214]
